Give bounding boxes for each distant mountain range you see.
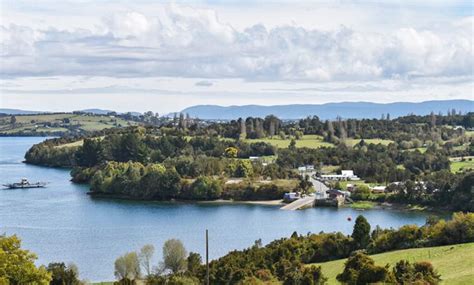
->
[0,108,46,115]
[181,100,474,120]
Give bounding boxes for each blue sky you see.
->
[1,0,473,113]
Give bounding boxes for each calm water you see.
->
[0,137,440,281]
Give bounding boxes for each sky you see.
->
[0,0,473,113]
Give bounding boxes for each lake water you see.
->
[0,137,441,281]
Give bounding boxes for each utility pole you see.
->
[206,229,209,285]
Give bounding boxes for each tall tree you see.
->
[351,215,371,249]
[430,111,437,128]
[187,252,202,276]
[139,244,155,277]
[239,118,247,139]
[114,251,140,281]
[162,239,187,274]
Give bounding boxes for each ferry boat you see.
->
[2,178,48,189]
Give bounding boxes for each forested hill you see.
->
[180,100,474,120]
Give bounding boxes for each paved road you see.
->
[310,177,329,199]
[280,173,329,210]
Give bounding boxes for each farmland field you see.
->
[344,138,394,146]
[245,135,333,149]
[450,156,474,173]
[0,113,137,135]
[311,243,474,285]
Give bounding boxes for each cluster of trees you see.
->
[386,172,474,211]
[276,142,451,183]
[113,239,201,284]
[25,131,276,168]
[86,161,295,201]
[202,113,473,144]
[336,251,440,284]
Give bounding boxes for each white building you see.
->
[321,170,360,181]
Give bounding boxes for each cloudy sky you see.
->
[1,0,473,113]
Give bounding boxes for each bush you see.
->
[393,260,441,284]
[336,251,393,285]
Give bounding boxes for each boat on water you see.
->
[2,178,48,189]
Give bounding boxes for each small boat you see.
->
[2,178,48,189]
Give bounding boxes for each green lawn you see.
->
[450,157,474,173]
[245,135,334,149]
[311,243,474,285]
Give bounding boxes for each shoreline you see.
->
[87,192,285,206]
[197,199,284,206]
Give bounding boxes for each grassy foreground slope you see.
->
[312,243,474,285]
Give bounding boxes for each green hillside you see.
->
[312,243,474,285]
[0,113,137,135]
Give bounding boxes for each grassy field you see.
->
[349,201,376,209]
[245,135,334,149]
[245,136,394,149]
[450,156,474,173]
[311,243,474,285]
[0,113,136,134]
[321,165,340,174]
[344,138,394,147]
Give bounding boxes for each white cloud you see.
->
[0,1,472,112]
[1,4,472,82]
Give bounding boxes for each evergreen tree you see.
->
[351,215,371,249]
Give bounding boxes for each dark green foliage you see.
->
[352,215,371,250]
[186,252,202,276]
[393,260,441,284]
[75,138,103,167]
[47,262,81,285]
[387,171,473,211]
[451,172,474,211]
[183,177,223,200]
[222,182,290,201]
[336,251,393,285]
[25,143,78,167]
[282,265,327,285]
